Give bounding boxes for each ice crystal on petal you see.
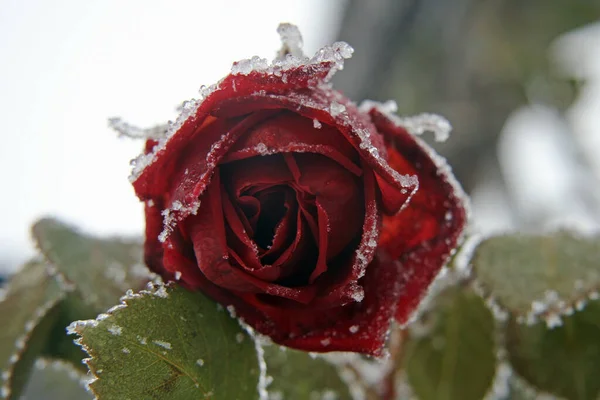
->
[109,117,168,140]
[329,102,346,117]
[276,23,304,58]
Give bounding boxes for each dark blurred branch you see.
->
[335,0,600,194]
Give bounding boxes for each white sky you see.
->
[0,0,346,271]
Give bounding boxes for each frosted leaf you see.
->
[0,260,67,400]
[471,232,600,324]
[70,284,261,399]
[506,299,600,399]
[404,285,496,400]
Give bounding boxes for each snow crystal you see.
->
[137,336,147,345]
[153,340,172,350]
[545,313,563,329]
[255,143,269,155]
[231,56,270,75]
[329,102,346,117]
[196,359,204,367]
[174,271,182,280]
[320,338,331,346]
[108,117,167,140]
[349,325,359,334]
[349,286,365,302]
[276,23,304,58]
[226,305,237,318]
[122,348,130,354]
[108,325,123,336]
[152,284,169,298]
[360,100,452,143]
[313,119,322,129]
[231,24,352,82]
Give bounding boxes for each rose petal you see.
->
[197,249,402,356]
[366,107,468,323]
[221,111,362,177]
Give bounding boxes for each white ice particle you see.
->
[329,102,346,117]
[108,325,122,336]
[196,359,204,367]
[153,340,172,350]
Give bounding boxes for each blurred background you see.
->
[1,0,599,276]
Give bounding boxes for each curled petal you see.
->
[365,107,468,323]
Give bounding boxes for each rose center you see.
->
[252,187,289,249]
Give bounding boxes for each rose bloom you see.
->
[131,26,466,356]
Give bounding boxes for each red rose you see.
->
[131,25,466,356]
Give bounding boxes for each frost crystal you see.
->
[107,324,122,336]
[108,117,167,140]
[276,23,304,58]
[153,340,172,350]
[329,102,346,117]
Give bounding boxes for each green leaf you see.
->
[263,345,352,400]
[42,293,100,373]
[403,284,496,400]
[472,232,600,322]
[0,260,66,400]
[21,359,92,400]
[32,218,151,311]
[504,370,565,400]
[505,299,600,400]
[71,283,262,400]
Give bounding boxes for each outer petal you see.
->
[176,248,402,356]
[365,106,468,324]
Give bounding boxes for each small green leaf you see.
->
[32,218,151,310]
[21,359,92,400]
[403,284,496,400]
[504,370,565,400]
[42,293,100,373]
[472,233,600,321]
[263,345,351,400]
[71,283,261,400]
[506,299,600,400]
[0,260,66,400]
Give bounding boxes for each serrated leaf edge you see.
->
[65,280,171,397]
[1,291,66,399]
[472,275,600,328]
